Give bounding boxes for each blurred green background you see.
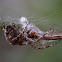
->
[0,0,62,62]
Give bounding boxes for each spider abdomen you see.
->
[4,23,20,45]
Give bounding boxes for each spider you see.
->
[0,22,60,50]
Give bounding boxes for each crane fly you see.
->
[0,17,62,50]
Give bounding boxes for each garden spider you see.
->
[0,22,61,50]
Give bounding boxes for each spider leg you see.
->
[11,25,28,41]
[35,31,53,43]
[22,25,28,34]
[0,22,5,30]
[36,37,48,47]
[46,24,56,34]
[35,37,42,46]
[25,35,43,47]
[17,24,20,30]
[48,24,56,31]
[36,36,42,42]
[35,32,49,42]
[11,33,36,44]
[2,22,5,29]
[38,41,42,47]
[30,44,37,49]
[43,40,48,46]
[24,35,36,43]
[0,26,3,29]
[30,40,60,50]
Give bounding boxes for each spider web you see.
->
[0,16,20,24]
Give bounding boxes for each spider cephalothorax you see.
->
[1,22,36,46]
